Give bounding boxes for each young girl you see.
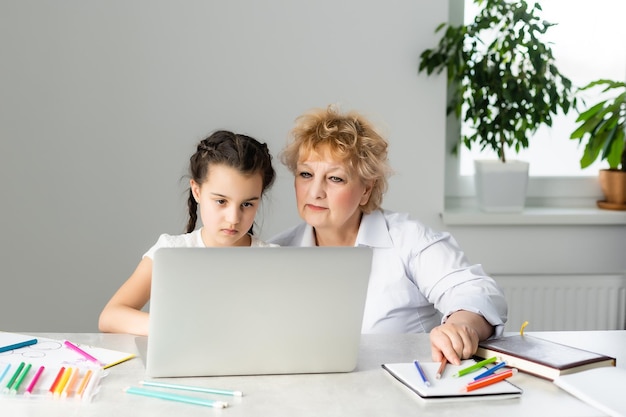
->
[99,130,276,335]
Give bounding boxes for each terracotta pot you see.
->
[597,169,626,210]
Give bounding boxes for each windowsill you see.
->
[441,206,626,226]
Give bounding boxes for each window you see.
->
[447,0,626,206]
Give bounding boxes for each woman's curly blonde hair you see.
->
[280,106,392,213]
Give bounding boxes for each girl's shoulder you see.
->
[251,235,279,247]
[144,230,204,259]
[154,229,204,248]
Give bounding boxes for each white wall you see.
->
[0,1,449,331]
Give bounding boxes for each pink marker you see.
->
[25,365,45,395]
[63,340,102,365]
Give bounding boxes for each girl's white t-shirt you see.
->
[143,229,277,259]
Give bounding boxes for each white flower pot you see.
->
[474,160,530,212]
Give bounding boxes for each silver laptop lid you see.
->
[146,246,372,377]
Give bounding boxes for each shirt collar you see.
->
[298,209,393,248]
[298,223,318,247]
[355,209,393,248]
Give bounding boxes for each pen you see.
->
[64,340,102,365]
[140,380,243,396]
[436,358,447,379]
[463,368,517,392]
[124,386,228,408]
[453,356,497,377]
[25,365,45,395]
[473,361,507,380]
[413,360,430,387]
[12,363,32,393]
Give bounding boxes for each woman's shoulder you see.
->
[267,222,309,246]
[376,209,449,246]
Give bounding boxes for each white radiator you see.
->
[494,274,626,332]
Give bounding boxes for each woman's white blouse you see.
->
[269,209,507,335]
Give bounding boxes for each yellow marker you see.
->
[54,367,72,396]
[519,321,529,336]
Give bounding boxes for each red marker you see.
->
[463,368,518,392]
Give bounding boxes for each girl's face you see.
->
[294,147,372,239]
[190,164,263,247]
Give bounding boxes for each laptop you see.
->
[145,246,372,377]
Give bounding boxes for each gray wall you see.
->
[0,1,448,331]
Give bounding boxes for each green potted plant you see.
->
[570,79,626,210]
[418,0,575,211]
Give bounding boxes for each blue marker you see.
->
[0,364,10,384]
[413,360,431,387]
[473,361,507,381]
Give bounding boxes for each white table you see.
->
[1,331,623,416]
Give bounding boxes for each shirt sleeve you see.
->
[408,229,508,337]
[143,234,172,260]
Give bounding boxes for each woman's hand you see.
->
[429,310,493,365]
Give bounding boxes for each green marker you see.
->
[12,363,32,393]
[5,362,25,391]
[453,356,497,377]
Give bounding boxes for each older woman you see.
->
[270,106,507,365]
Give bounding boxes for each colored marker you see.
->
[80,368,100,401]
[64,340,102,365]
[140,380,243,396]
[62,368,81,398]
[54,367,72,396]
[453,357,497,377]
[436,359,447,379]
[124,386,228,408]
[76,369,93,397]
[0,363,11,384]
[49,367,66,394]
[0,337,37,353]
[12,363,32,393]
[413,360,430,387]
[25,366,45,395]
[5,362,25,391]
[473,361,507,381]
[463,368,517,392]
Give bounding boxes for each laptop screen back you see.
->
[146,246,372,377]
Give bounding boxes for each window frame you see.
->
[444,0,622,210]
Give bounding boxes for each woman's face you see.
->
[191,164,263,247]
[294,147,372,237]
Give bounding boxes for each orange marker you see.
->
[62,368,81,398]
[76,369,93,397]
[463,368,517,392]
[48,367,66,394]
[54,367,72,396]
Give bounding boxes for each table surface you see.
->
[1,330,623,416]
